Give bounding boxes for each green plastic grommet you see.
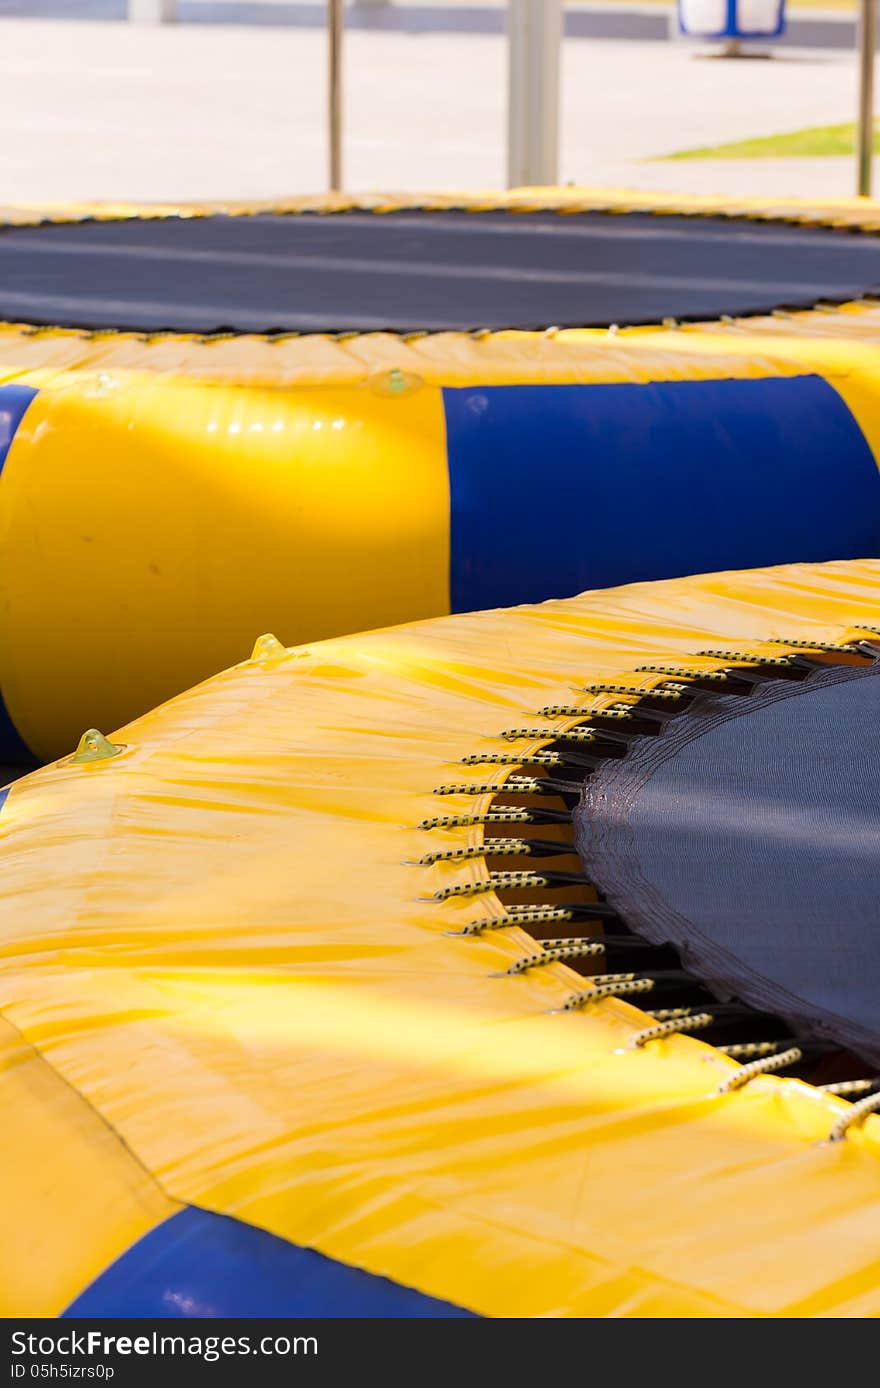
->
[250,632,287,662]
[71,729,123,764]
[366,368,424,398]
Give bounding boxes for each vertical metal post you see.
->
[507,0,562,189]
[128,0,176,20]
[858,0,876,196]
[329,0,344,192]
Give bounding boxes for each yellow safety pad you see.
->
[0,377,449,761]
[0,560,879,1317]
[0,319,851,388]
[5,184,880,227]
[0,1013,177,1316]
[1,314,880,389]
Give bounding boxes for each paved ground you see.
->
[0,1,862,51]
[0,16,873,202]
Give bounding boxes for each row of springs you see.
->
[419,629,880,1142]
[16,305,880,347]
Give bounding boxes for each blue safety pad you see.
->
[444,376,880,612]
[0,385,38,762]
[0,383,37,476]
[63,1206,478,1319]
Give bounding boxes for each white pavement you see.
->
[0,17,874,202]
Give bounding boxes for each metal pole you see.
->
[128,0,176,20]
[507,0,562,189]
[328,0,344,192]
[858,0,876,196]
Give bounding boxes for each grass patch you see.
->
[663,121,880,160]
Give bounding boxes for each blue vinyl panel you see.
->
[0,385,38,762]
[444,376,880,613]
[64,1206,478,1319]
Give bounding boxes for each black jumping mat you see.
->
[1,210,879,333]
[575,660,880,1064]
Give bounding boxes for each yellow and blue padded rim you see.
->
[3,333,880,765]
[1,561,880,1318]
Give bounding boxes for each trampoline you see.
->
[3,208,880,332]
[3,190,880,765]
[2,559,880,1319]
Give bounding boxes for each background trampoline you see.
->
[3,208,880,332]
[3,193,880,763]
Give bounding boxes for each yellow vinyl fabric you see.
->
[0,377,450,760]
[0,1015,178,1318]
[2,558,880,1317]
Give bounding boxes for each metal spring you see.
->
[533,706,598,722]
[695,650,794,666]
[634,665,730,682]
[453,906,576,937]
[642,1006,695,1021]
[631,1012,715,1047]
[828,1089,880,1142]
[766,638,858,654]
[459,751,565,767]
[562,967,698,1011]
[560,974,655,1010]
[419,839,533,865]
[606,700,678,723]
[500,940,608,975]
[499,726,619,743]
[716,1040,792,1059]
[716,1046,803,1093]
[430,869,588,902]
[433,776,544,797]
[419,837,572,865]
[422,807,574,831]
[471,748,603,771]
[418,809,535,830]
[582,683,683,701]
[819,1077,879,1097]
[452,901,621,936]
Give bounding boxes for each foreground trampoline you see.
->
[2,559,879,1318]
